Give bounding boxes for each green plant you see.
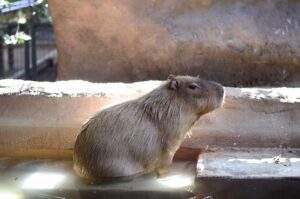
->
[0,0,50,45]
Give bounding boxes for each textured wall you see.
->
[49,0,300,86]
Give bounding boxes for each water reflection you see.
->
[0,159,195,199]
[0,191,21,199]
[22,172,65,190]
[157,174,194,188]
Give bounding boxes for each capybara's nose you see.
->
[219,86,225,99]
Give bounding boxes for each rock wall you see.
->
[49,0,300,86]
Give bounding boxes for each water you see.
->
[1,157,300,198]
[0,158,195,199]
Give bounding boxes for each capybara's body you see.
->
[73,75,224,182]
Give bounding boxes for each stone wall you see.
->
[49,0,300,86]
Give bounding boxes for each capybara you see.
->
[73,75,224,182]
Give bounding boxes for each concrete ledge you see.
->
[0,80,300,158]
[195,148,300,198]
[197,148,300,179]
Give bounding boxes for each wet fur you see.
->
[73,75,224,182]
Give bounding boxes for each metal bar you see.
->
[31,23,53,28]
[31,20,37,80]
[1,0,42,13]
[0,37,4,76]
[24,26,31,80]
[7,46,14,71]
[7,25,14,71]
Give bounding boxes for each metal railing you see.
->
[1,0,40,13]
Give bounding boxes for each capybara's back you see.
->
[73,75,224,182]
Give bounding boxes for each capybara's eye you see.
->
[188,84,198,90]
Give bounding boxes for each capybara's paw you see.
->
[156,167,169,177]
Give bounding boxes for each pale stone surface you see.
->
[0,80,300,158]
[0,79,161,97]
[197,148,300,178]
[195,149,300,198]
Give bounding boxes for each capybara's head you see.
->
[167,75,225,115]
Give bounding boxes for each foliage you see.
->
[2,27,31,44]
[0,0,50,45]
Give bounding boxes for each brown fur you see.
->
[73,75,224,182]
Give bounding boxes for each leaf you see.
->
[3,31,31,45]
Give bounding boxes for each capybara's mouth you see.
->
[219,87,226,107]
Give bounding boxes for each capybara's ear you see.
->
[168,75,179,90]
[168,74,176,80]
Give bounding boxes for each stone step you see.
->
[195,148,300,199]
[197,148,300,179]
